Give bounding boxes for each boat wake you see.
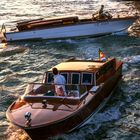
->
[52,103,123,140]
[123,55,140,64]
[111,30,128,36]
[82,103,122,130]
[122,55,140,72]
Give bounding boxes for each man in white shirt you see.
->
[52,67,66,96]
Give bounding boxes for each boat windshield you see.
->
[24,83,88,98]
[22,83,89,104]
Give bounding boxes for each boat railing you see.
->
[22,83,89,104]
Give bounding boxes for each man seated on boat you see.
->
[92,5,112,20]
[52,67,66,96]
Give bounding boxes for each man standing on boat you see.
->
[52,67,66,96]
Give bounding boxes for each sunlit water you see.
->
[0,0,140,140]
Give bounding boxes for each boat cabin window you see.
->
[82,73,93,85]
[47,72,53,83]
[60,72,68,84]
[71,73,80,84]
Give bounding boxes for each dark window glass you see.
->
[47,72,53,83]
[72,73,80,84]
[82,73,92,84]
[61,73,68,83]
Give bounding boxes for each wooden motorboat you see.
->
[6,52,123,139]
[2,15,138,42]
[0,43,27,57]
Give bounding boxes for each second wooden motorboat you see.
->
[2,15,138,42]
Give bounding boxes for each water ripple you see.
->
[0,0,140,140]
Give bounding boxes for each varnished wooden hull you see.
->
[6,58,123,140]
[23,67,122,140]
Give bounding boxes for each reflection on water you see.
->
[0,0,140,140]
[6,125,30,140]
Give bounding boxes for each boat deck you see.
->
[9,89,94,127]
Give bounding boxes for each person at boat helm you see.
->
[92,5,104,20]
[52,67,66,96]
[98,5,104,16]
[92,5,112,20]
